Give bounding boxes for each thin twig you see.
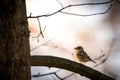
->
[43,26,46,32]
[54,73,63,80]
[37,18,44,38]
[93,39,116,67]
[32,70,60,77]
[55,0,63,8]
[32,69,70,80]
[93,53,105,61]
[30,37,55,51]
[32,17,44,42]
[60,4,112,16]
[27,0,113,18]
[63,73,75,80]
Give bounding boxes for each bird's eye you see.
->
[80,54,82,56]
[78,53,83,56]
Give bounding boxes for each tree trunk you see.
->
[0,0,30,80]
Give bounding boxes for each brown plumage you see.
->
[74,46,96,63]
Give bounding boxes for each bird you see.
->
[74,46,96,63]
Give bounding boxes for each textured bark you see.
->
[31,56,115,80]
[0,0,30,80]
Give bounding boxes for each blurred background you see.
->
[26,0,120,80]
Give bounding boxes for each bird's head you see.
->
[74,46,83,51]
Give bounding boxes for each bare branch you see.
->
[60,4,112,17]
[94,39,116,67]
[93,53,105,61]
[54,73,63,80]
[55,0,63,8]
[31,56,115,80]
[32,70,60,77]
[27,0,113,18]
[32,17,44,41]
[37,18,44,38]
[28,0,113,40]
[63,73,75,80]
[30,37,55,51]
[32,69,74,80]
[43,26,46,33]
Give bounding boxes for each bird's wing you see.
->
[83,51,96,63]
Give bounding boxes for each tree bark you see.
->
[0,0,30,80]
[31,56,115,80]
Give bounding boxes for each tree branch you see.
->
[93,39,115,67]
[30,56,115,80]
[27,0,113,18]
[32,70,60,77]
[55,0,63,8]
[31,17,44,41]
[60,4,112,16]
